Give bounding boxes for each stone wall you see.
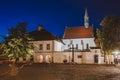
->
[53,50,104,64]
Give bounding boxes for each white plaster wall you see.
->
[54,52,73,63]
[30,41,54,63]
[30,40,104,64]
[53,52,64,63]
[90,49,104,64]
[30,40,53,52]
[30,40,63,52]
[54,52,86,64]
[99,57,104,64]
[74,52,82,64]
[62,38,96,50]
[106,55,114,64]
[90,49,101,56]
[54,40,63,51]
[34,52,52,63]
[84,52,94,64]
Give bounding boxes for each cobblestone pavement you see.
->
[0,63,120,80]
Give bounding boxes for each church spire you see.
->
[84,8,89,28]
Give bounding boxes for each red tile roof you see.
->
[63,26,94,39]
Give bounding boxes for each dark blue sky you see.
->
[0,0,120,41]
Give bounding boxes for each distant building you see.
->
[29,8,104,64]
[29,25,63,63]
[54,8,104,64]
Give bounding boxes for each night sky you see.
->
[0,0,120,41]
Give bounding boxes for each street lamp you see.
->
[69,40,77,63]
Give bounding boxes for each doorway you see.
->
[94,55,98,63]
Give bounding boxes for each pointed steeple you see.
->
[84,8,89,28]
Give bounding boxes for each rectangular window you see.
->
[78,55,82,58]
[39,44,43,50]
[46,44,50,50]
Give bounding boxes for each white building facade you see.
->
[29,26,63,63]
[30,9,104,64]
[32,40,62,63]
[53,8,104,64]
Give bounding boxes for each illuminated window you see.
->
[46,44,50,50]
[39,44,43,50]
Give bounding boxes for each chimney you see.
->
[38,25,44,31]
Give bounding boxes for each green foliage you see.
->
[0,22,33,60]
[99,15,120,53]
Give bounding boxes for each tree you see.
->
[99,15,120,63]
[0,22,33,64]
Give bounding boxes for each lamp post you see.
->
[69,42,76,63]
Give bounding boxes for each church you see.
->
[30,9,104,64]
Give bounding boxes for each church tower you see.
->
[84,8,89,28]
